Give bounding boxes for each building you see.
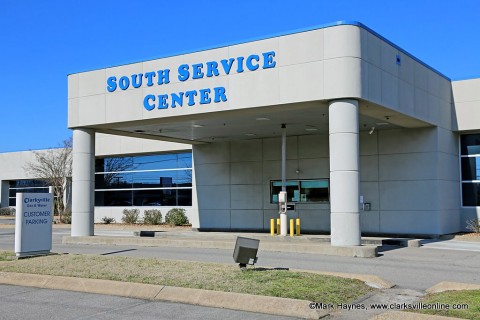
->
[1,21,479,245]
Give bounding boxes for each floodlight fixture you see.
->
[233,237,259,269]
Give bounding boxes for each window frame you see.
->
[94,152,193,207]
[269,178,330,204]
[460,133,480,208]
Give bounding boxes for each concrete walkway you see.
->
[63,230,389,258]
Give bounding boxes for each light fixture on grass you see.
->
[233,237,259,269]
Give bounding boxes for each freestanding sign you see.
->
[15,193,53,257]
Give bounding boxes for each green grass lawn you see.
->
[0,251,373,304]
[415,290,480,319]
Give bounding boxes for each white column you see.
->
[329,99,361,246]
[71,128,95,236]
[280,124,287,236]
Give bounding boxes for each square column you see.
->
[329,99,361,246]
[71,128,95,236]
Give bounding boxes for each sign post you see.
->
[15,193,53,257]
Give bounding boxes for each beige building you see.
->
[1,22,479,244]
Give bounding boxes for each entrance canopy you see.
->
[74,100,430,146]
[68,21,449,144]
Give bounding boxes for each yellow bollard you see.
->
[276,218,280,235]
[290,219,294,237]
[270,219,275,236]
[296,218,301,236]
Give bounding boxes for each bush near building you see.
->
[102,216,116,224]
[60,209,72,224]
[121,209,140,224]
[466,218,480,234]
[0,207,15,216]
[165,208,189,226]
[143,209,162,225]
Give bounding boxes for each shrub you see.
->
[143,209,162,225]
[165,208,189,226]
[102,216,116,224]
[122,209,139,224]
[466,218,480,233]
[0,207,15,216]
[61,209,72,224]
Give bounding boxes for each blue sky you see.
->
[1,0,479,153]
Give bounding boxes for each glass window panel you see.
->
[177,189,192,206]
[176,170,193,186]
[462,182,480,206]
[133,154,178,171]
[272,181,299,187]
[300,180,329,188]
[178,153,193,168]
[132,171,177,188]
[94,153,193,207]
[271,179,329,203]
[461,157,480,180]
[10,187,49,196]
[95,157,136,173]
[95,189,192,207]
[478,158,480,180]
[95,158,105,172]
[95,173,133,189]
[10,179,48,188]
[96,170,193,189]
[133,189,176,206]
[271,180,299,203]
[96,152,192,172]
[461,134,480,155]
[300,180,329,203]
[95,190,132,206]
[102,157,136,172]
[9,198,16,206]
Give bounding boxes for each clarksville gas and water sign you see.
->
[15,193,53,257]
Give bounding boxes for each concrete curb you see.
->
[154,286,324,319]
[63,235,378,258]
[426,281,480,294]
[0,271,324,319]
[290,269,394,289]
[371,310,461,319]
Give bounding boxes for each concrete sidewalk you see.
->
[64,230,385,258]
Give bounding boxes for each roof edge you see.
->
[68,20,450,81]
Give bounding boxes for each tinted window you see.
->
[461,157,480,181]
[461,134,480,156]
[462,182,480,206]
[461,134,480,206]
[271,179,329,203]
[94,152,193,207]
